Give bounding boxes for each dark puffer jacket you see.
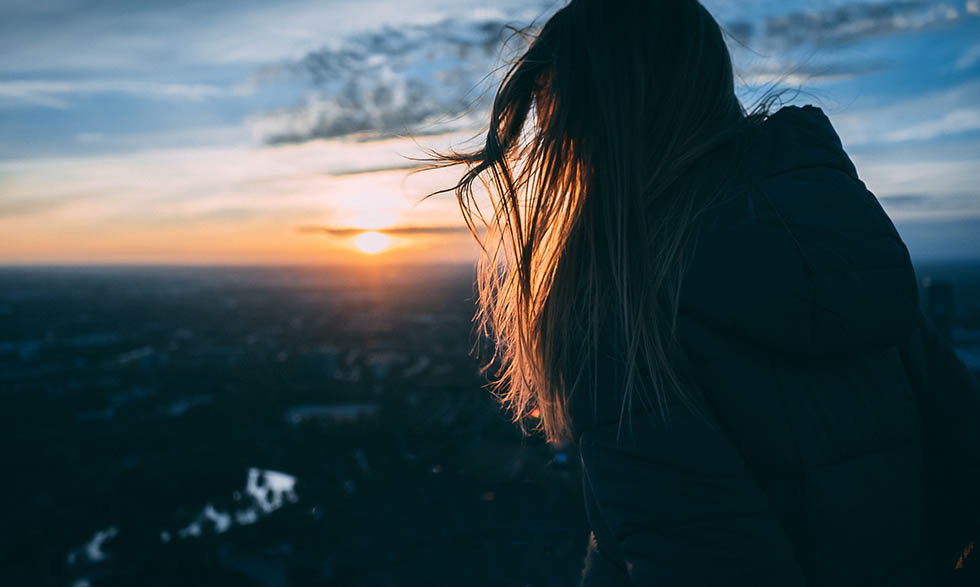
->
[574,105,980,586]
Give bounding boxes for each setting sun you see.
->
[354,231,392,254]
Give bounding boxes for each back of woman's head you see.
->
[431,0,757,443]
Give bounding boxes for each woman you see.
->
[430,0,979,584]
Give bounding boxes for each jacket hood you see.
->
[678,105,919,357]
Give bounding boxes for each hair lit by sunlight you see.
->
[424,0,751,443]
[354,231,392,254]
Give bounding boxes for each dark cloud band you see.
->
[297,225,474,236]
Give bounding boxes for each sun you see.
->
[353,231,391,254]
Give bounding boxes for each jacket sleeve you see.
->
[578,403,809,586]
[901,310,980,576]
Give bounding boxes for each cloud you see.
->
[0,132,480,263]
[248,1,979,145]
[0,0,420,73]
[296,224,471,236]
[833,80,980,145]
[0,194,84,217]
[248,92,489,145]
[246,6,552,144]
[834,81,980,147]
[878,192,980,216]
[955,40,980,69]
[0,80,228,109]
[758,1,964,50]
[0,132,468,229]
[724,1,980,89]
[882,108,980,141]
[737,59,889,86]
[850,144,980,206]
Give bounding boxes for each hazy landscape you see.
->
[1,260,978,586]
[0,264,586,586]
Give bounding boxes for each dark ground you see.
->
[0,261,977,586]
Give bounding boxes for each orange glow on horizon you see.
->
[0,141,489,265]
[354,231,392,254]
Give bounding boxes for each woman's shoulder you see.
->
[737,103,860,183]
[678,105,919,356]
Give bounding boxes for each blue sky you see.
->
[0,0,978,263]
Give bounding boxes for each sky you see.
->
[0,0,979,264]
